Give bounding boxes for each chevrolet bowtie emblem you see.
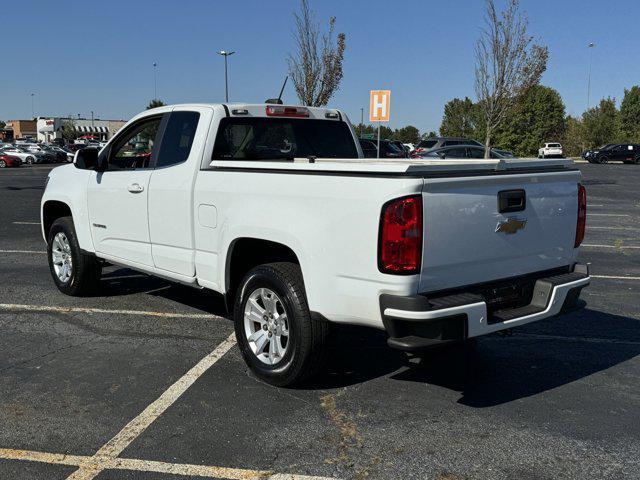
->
[495,217,527,235]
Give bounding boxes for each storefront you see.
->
[37,117,127,143]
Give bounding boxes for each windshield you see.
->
[212,117,358,160]
[598,144,613,150]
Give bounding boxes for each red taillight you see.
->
[575,183,587,248]
[265,105,310,117]
[379,195,423,274]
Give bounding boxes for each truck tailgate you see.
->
[419,170,581,293]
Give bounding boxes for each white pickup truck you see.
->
[41,103,590,386]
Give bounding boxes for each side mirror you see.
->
[74,148,99,170]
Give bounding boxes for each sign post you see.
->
[369,90,390,159]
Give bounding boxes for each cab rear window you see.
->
[212,117,358,161]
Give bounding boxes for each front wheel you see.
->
[234,262,329,387]
[47,217,102,296]
[0,160,6,168]
[26,156,34,165]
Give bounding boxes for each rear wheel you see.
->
[26,156,34,165]
[0,160,6,168]
[47,217,102,296]
[234,262,329,387]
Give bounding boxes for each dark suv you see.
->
[585,143,640,164]
[359,139,406,158]
[415,136,483,152]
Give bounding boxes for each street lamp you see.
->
[30,93,35,118]
[587,42,595,110]
[153,61,158,100]
[217,50,235,102]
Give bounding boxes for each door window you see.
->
[155,111,200,168]
[108,116,162,170]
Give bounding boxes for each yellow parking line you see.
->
[65,332,238,480]
[0,303,224,320]
[0,448,335,479]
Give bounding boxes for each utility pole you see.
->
[587,42,595,110]
[153,61,158,100]
[217,50,235,102]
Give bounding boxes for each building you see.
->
[37,117,127,143]
[6,120,37,140]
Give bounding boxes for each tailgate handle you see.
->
[498,189,526,213]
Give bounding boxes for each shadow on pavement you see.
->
[309,309,640,407]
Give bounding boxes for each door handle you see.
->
[127,183,144,193]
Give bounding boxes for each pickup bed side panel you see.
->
[193,170,423,328]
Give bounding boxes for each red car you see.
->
[0,153,22,168]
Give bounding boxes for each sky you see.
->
[2,0,639,134]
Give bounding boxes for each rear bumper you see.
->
[380,264,590,352]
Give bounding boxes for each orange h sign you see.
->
[369,90,391,122]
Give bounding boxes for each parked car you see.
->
[585,143,640,164]
[413,145,513,160]
[0,153,22,168]
[41,145,68,163]
[493,148,516,158]
[359,138,406,158]
[538,143,563,158]
[42,103,590,386]
[415,136,483,153]
[0,146,39,164]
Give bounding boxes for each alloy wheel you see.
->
[243,287,290,365]
[51,232,73,283]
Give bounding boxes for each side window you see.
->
[443,147,466,158]
[467,147,485,159]
[155,111,200,168]
[108,116,162,170]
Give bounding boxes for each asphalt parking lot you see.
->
[0,162,639,480]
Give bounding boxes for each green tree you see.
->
[60,120,79,142]
[619,86,640,142]
[561,116,585,158]
[146,99,165,109]
[439,97,477,138]
[494,85,566,156]
[422,131,438,139]
[582,98,619,148]
[393,125,420,144]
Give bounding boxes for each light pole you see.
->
[587,42,595,110]
[153,61,158,100]
[217,50,235,102]
[30,93,35,118]
[360,107,364,136]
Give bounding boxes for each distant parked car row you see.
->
[582,143,640,164]
[0,142,74,165]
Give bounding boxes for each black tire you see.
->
[26,156,34,165]
[598,155,609,164]
[234,262,329,387]
[0,160,5,168]
[47,217,102,296]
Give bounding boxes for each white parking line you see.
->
[66,332,238,480]
[0,249,46,254]
[592,274,640,281]
[588,226,639,231]
[12,221,40,225]
[0,303,225,320]
[582,244,640,250]
[587,213,630,217]
[0,447,334,479]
